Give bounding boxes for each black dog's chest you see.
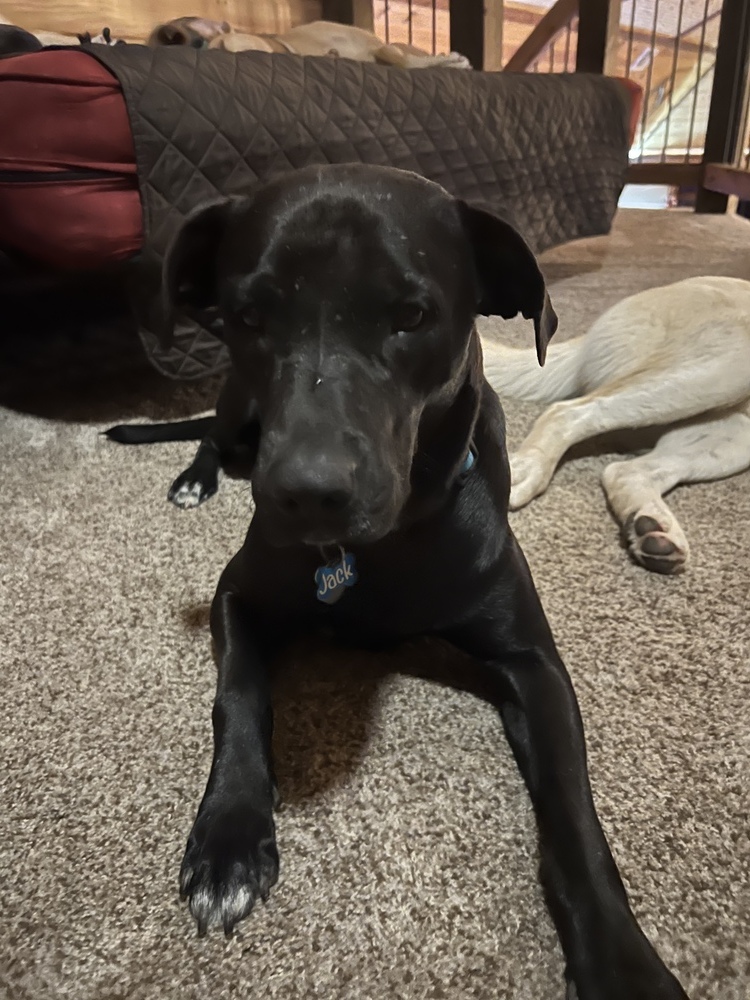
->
[313,553,453,639]
[236,446,509,645]
[251,547,460,639]
[246,510,501,645]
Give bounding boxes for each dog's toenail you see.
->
[634,515,662,536]
[641,534,676,556]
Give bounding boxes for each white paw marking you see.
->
[171,482,204,509]
[441,51,472,69]
[188,882,254,931]
[189,885,220,928]
[220,885,252,922]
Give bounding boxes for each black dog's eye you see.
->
[240,306,263,331]
[393,305,426,335]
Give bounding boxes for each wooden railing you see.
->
[503,0,578,73]
[696,0,750,211]
[321,1,374,30]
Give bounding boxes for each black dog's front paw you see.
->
[569,971,688,1000]
[569,918,690,1000]
[168,468,219,510]
[179,799,279,936]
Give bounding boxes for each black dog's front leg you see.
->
[449,544,689,1000]
[180,582,280,935]
[169,372,259,510]
[494,652,687,999]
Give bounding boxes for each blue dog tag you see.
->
[315,551,358,604]
[459,448,475,476]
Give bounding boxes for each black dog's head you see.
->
[163,164,556,547]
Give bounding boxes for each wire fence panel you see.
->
[739,55,750,168]
[509,1,721,162]
[372,0,448,55]
[619,0,722,163]
[371,0,723,164]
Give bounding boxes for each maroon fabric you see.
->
[0,49,142,269]
[615,76,643,147]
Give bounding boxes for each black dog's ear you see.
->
[161,199,236,342]
[458,203,558,365]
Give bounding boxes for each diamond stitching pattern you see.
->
[90,46,630,380]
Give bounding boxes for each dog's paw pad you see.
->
[625,513,688,575]
[169,481,206,509]
[633,515,662,537]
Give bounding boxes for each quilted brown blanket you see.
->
[90,45,632,379]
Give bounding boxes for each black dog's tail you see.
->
[103,416,215,444]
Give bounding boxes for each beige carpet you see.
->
[1,209,748,1000]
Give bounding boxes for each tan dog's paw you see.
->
[438,51,472,69]
[508,450,555,509]
[624,512,689,575]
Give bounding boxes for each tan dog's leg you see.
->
[374,44,471,69]
[277,21,471,67]
[602,407,750,573]
[278,21,378,59]
[508,352,750,510]
[208,33,275,53]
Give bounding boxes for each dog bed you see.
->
[0,46,641,378]
[0,50,141,269]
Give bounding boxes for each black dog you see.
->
[118,164,688,998]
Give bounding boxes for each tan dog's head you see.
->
[147,16,230,49]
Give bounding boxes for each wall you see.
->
[0,0,322,41]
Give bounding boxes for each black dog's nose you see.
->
[269,454,356,520]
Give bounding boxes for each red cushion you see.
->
[611,76,643,148]
[0,49,143,269]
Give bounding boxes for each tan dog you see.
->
[481,277,750,574]
[148,16,471,69]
